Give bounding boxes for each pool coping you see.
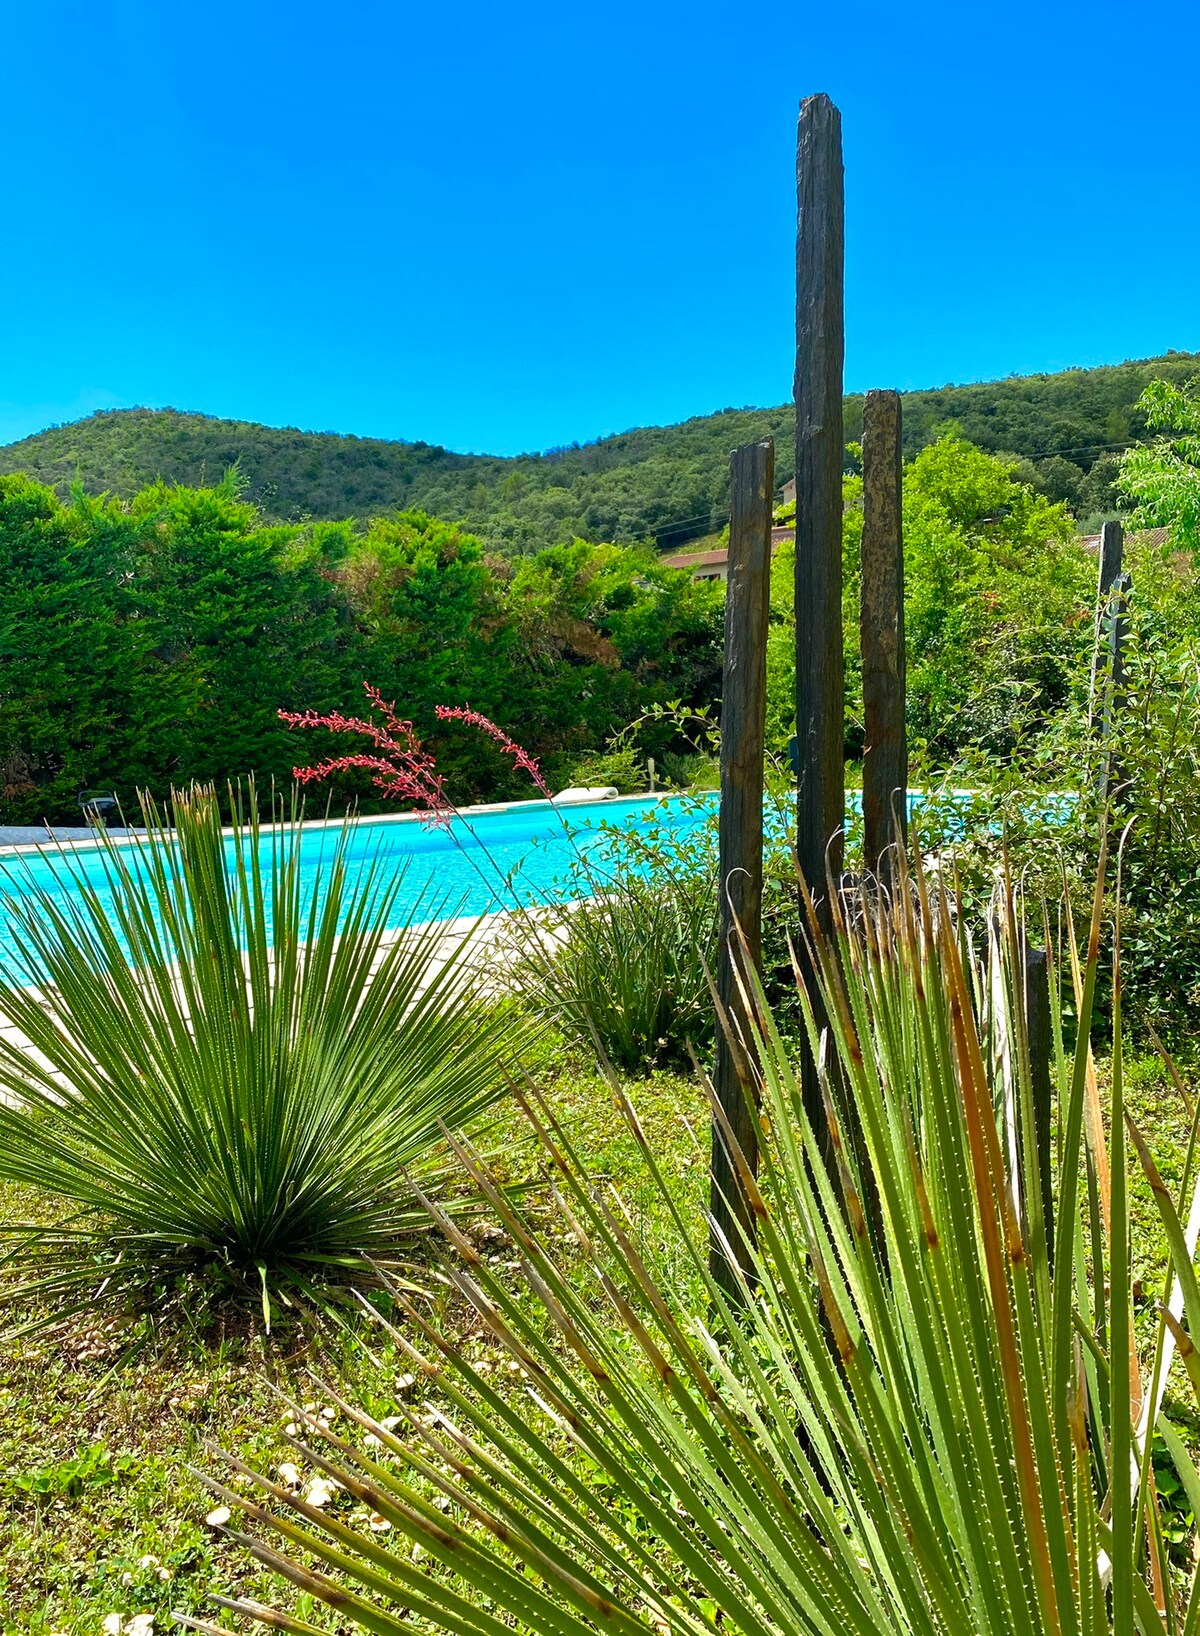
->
[0,785,1076,865]
[0,790,686,861]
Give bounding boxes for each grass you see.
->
[2,986,1198,1633]
[0,1049,709,1634]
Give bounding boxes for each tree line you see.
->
[0,472,722,824]
[7,370,1199,828]
[0,432,1112,825]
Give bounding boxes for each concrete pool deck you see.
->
[0,825,146,848]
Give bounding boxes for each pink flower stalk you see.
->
[434,705,551,798]
[279,686,550,827]
[279,684,453,829]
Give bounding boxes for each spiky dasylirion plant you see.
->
[184,837,1200,1634]
[0,784,515,1329]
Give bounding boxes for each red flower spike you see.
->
[434,706,550,798]
[278,685,453,829]
[278,687,547,825]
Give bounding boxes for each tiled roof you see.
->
[662,528,793,573]
[1079,525,1171,551]
[661,549,728,570]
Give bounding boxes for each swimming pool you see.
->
[0,782,1076,979]
[0,794,720,976]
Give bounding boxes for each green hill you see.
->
[3,350,1197,550]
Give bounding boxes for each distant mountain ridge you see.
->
[2,351,1197,551]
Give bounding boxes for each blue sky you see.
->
[1,1,1196,456]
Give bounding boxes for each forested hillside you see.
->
[3,352,1196,552]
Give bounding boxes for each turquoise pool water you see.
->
[0,784,1076,978]
[0,795,719,976]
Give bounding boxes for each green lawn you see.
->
[2,1042,1198,1634]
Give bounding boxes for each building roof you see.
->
[662,527,794,574]
[661,548,730,572]
[1079,525,1170,552]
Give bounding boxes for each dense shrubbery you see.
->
[0,429,1107,828]
[0,475,721,824]
[1121,375,1200,548]
[764,433,1094,764]
[985,530,1200,1037]
[892,388,1200,1037]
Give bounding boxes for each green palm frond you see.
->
[187,844,1200,1633]
[0,785,514,1326]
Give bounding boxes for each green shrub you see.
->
[501,802,722,1073]
[560,746,646,794]
[917,544,1200,1040]
[191,848,1200,1635]
[509,791,799,1072]
[658,749,720,790]
[0,787,514,1328]
[513,856,717,1074]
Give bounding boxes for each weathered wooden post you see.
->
[1095,519,1127,685]
[1098,517,1125,604]
[710,436,773,1295]
[1104,522,1130,704]
[1090,518,1129,798]
[792,92,845,1136]
[860,388,906,882]
[794,91,845,925]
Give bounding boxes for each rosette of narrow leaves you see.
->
[185,843,1200,1634]
[516,860,719,1073]
[0,787,513,1326]
[507,807,722,1075]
